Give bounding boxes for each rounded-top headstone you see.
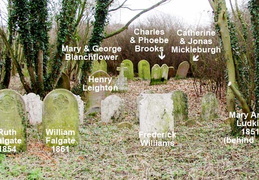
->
[122,59,134,80]
[138,60,151,80]
[42,89,79,147]
[176,61,190,79]
[0,89,27,153]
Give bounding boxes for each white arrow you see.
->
[158,51,165,60]
[193,55,199,61]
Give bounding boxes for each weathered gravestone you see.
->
[91,60,100,73]
[84,70,113,113]
[101,95,124,123]
[23,93,42,125]
[57,73,70,90]
[0,89,27,153]
[176,61,190,79]
[168,66,175,78]
[100,60,107,72]
[171,90,188,122]
[122,59,134,80]
[115,63,128,92]
[138,60,151,80]
[73,94,84,124]
[161,64,169,81]
[138,93,175,144]
[42,89,79,147]
[91,60,108,73]
[150,64,163,85]
[201,92,219,121]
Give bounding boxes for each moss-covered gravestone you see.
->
[91,60,108,73]
[85,70,112,113]
[42,89,79,148]
[100,60,107,72]
[138,60,150,80]
[201,92,219,121]
[161,64,169,81]
[57,73,70,90]
[122,59,134,80]
[176,61,190,79]
[172,90,188,122]
[91,60,100,73]
[0,89,27,153]
[150,64,163,85]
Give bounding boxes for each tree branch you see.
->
[105,0,169,39]
[109,0,127,12]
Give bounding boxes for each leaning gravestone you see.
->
[201,92,219,121]
[42,89,79,148]
[150,64,162,85]
[101,95,124,123]
[176,61,190,79]
[84,70,113,113]
[138,93,175,144]
[0,89,27,153]
[171,90,188,122]
[138,60,151,80]
[161,64,169,81]
[122,59,134,80]
[23,93,42,125]
[115,63,128,92]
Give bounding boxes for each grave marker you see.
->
[150,64,163,85]
[176,61,190,79]
[42,89,79,148]
[138,60,151,80]
[201,92,219,121]
[122,59,134,80]
[84,70,113,113]
[172,90,188,122]
[0,89,27,153]
[161,64,169,81]
[115,63,128,92]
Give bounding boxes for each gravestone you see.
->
[150,64,162,85]
[42,89,79,147]
[201,92,219,121]
[101,95,124,123]
[91,60,100,73]
[91,60,108,73]
[23,93,42,125]
[57,73,70,90]
[73,94,84,124]
[171,90,188,122]
[176,61,190,79]
[122,59,134,80]
[168,66,175,78]
[138,93,175,143]
[138,60,151,80]
[100,60,107,72]
[161,64,169,81]
[115,63,128,92]
[0,89,27,153]
[84,70,113,113]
